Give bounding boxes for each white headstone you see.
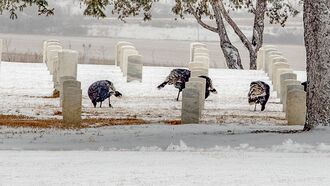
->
[264,48,278,71]
[59,76,76,106]
[116,41,133,66]
[269,57,287,78]
[287,89,306,125]
[279,72,298,102]
[120,46,136,71]
[57,50,78,85]
[271,62,290,89]
[181,86,200,124]
[62,80,82,126]
[193,56,209,68]
[274,68,292,92]
[193,48,209,62]
[264,49,282,73]
[190,42,207,62]
[43,40,60,64]
[193,52,209,59]
[127,54,143,82]
[191,69,208,77]
[46,45,62,73]
[283,83,303,112]
[188,77,206,111]
[122,48,138,76]
[48,49,62,89]
[189,61,208,70]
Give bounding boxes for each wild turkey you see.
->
[301,81,307,91]
[88,80,122,108]
[157,69,217,101]
[248,81,270,111]
[199,75,218,99]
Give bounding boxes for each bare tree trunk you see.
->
[211,0,243,69]
[303,0,330,130]
[218,0,266,70]
[249,50,258,70]
[250,0,267,70]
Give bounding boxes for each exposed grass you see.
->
[164,119,181,125]
[42,90,59,98]
[0,115,148,129]
[53,110,62,116]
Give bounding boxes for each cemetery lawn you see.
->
[0,62,307,125]
[2,62,329,185]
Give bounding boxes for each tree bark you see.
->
[211,0,243,69]
[218,0,266,70]
[303,0,330,130]
[250,0,267,70]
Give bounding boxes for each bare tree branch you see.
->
[187,3,218,33]
[218,0,253,52]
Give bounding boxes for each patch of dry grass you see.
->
[164,120,181,125]
[42,90,60,98]
[0,115,148,129]
[0,115,64,128]
[53,110,62,116]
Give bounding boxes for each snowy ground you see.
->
[1,124,330,185]
[2,62,327,186]
[0,62,306,124]
[1,150,330,186]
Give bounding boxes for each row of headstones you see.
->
[115,41,143,82]
[42,40,145,126]
[257,45,306,125]
[43,40,82,126]
[182,42,210,124]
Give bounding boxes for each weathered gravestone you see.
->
[287,88,306,125]
[283,84,304,112]
[181,86,200,124]
[116,41,133,66]
[46,45,62,74]
[122,48,138,77]
[127,54,143,82]
[43,40,60,63]
[188,77,206,111]
[193,47,209,61]
[193,56,209,69]
[264,48,279,73]
[272,62,290,83]
[59,76,76,106]
[62,80,82,126]
[274,68,293,93]
[48,49,62,89]
[277,72,297,103]
[190,56,209,77]
[191,68,208,77]
[120,46,136,73]
[57,50,78,86]
[190,42,207,62]
[43,40,60,69]
[269,57,287,78]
